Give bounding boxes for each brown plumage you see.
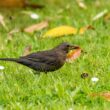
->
[0,42,79,72]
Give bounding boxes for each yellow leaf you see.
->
[79,26,87,35]
[79,25,95,35]
[42,25,78,38]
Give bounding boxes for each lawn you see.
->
[0,0,110,109]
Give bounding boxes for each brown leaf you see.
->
[0,0,44,8]
[24,20,49,33]
[100,92,110,101]
[91,92,110,101]
[66,47,81,62]
[23,45,32,56]
[0,0,25,7]
[79,25,95,35]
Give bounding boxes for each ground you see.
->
[0,0,110,109]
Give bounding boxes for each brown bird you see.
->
[0,42,79,72]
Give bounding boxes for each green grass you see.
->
[0,0,110,109]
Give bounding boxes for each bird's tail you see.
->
[0,58,18,62]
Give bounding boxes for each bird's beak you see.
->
[69,45,80,50]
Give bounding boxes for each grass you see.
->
[0,0,110,109]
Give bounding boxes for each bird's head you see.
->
[55,42,79,53]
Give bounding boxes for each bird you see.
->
[0,42,79,72]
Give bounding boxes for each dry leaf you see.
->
[42,25,94,38]
[76,0,87,9]
[23,45,32,56]
[92,9,108,21]
[0,0,25,7]
[79,25,95,35]
[100,92,110,101]
[0,14,8,31]
[0,0,44,8]
[91,92,110,101]
[24,21,48,33]
[43,26,78,38]
[66,47,81,62]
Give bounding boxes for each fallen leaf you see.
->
[100,92,110,101]
[23,45,32,56]
[91,92,110,101]
[66,47,81,62]
[0,14,8,31]
[76,0,87,9]
[0,0,44,8]
[92,9,108,21]
[43,26,78,38]
[0,0,25,7]
[79,25,95,35]
[24,20,49,33]
[42,25,94,38]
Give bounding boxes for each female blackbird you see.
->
[0,42,79,72]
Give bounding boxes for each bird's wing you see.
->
[20,51,60,66]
